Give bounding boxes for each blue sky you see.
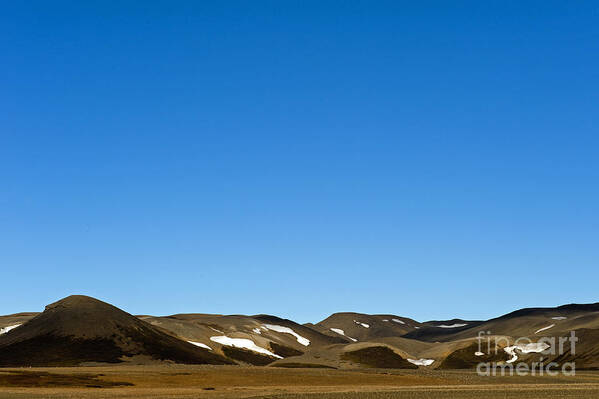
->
[1,1,598,323]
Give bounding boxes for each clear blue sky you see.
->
[1,1,598,323]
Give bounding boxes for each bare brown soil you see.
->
[1,366,599,398]
[0,370,132,388]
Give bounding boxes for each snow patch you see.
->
[414,326,420,329]
[354,320,370,328]
[535,324,555,334]
[392,319,405,325]
[382,319,389,322]
[263,324,310,346]
[435,323,468,328]
[504,346,518,363]
[408,358,434,366]
[330,328,357,342]
[504,343,550,364]
[0,324,21,335]
[210,336,282,358]
[551,317,567,320]
[188,341,212,350]
[475,351,485,356]
[252,328,262,334]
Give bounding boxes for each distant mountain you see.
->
[2,296,599,369]
[312,312,421,342]
[404,305,599,343]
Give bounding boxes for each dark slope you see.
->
[402,319,484,342]
[436,342,510,369]
[495,303,599,320]
[341,346,418,369]
[554,329,599,370]
[403,304,599,343]
[0,295,232,366]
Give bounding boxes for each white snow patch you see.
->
[408,358,434,366]
[414,326,420,329]
[330,328,357,342]
[188,341,212,350]
[392,319,405,325]
[0,324,21,335]
[551,317,568,320]
[252,328,262,334]
[263,324,310,346]
[382,319,389,322]
[210,336,282,358]
[504,343,550,364]
[435,323,468,328]
[209,327,224,334]
[475,351,485,356]
[504,346,518,363]
[354,320,370,328]
[535,324,555,334]
[519,343,551,353]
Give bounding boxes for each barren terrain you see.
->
[2,366,599,399]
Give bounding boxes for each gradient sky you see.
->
[1,1,598,323]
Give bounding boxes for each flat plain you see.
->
[2,365,599,399]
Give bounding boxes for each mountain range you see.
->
[1,295,598,369]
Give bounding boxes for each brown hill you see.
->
[142,313,344,365]
[3,297,599,370]
[0,312,38,332]
[340,346,418,369]
[314,312,421,342]
[404,304,599,343]
[0,295,232,366]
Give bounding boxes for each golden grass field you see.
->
[2,365,599,398]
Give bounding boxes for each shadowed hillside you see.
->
[0,295,232,366]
